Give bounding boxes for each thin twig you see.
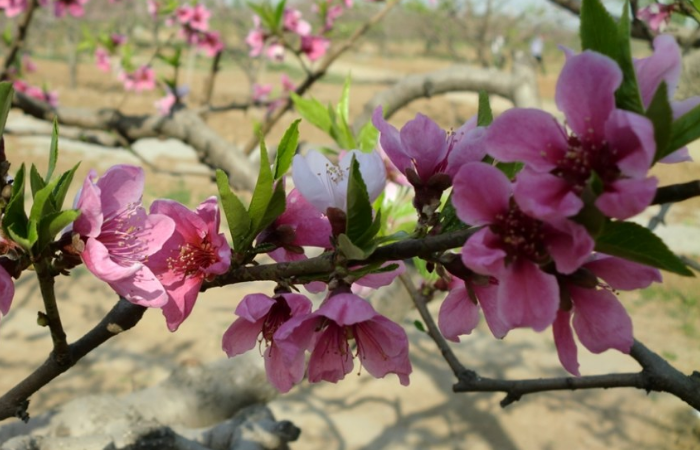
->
[241,0,401,155]
[653,180,700,204]
[0,0,39,80]
[399,272,466,375]
[647,203,672,231]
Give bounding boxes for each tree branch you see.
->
[652,180,700,204]
[0,298,146,422]
[12,93,257,190]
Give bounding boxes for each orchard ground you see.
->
[3,49,700,450]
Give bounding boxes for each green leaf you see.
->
[337,76,351,124]
[52,162,80,210]
[255,180,286,236]
[329,105,356,150]
[345,156,375,247]
[29,177,61,225]
[0,82,13,137]
[29,164,47,198]
[645,82,673,163]
[439,193,469,233]
[290,93,332,134]
[413,320,426,333]
[614,3,644,113]
[668,100,700,152]
[46,119,59,182]
[357,121,379,153]
[594,221,694,276]
[273,0,286,30]
[337,233,373,260]
[495,161,523,180]
[37,209,80,253]
[477,90,493,126]
[216,169,251,253]
[4,164,28,240]
[274,119,300,180]
[580,0,643,113]
[248,138,274,232]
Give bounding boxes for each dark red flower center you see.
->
[551,134,620,193]
[491,201,549,265]
[167,238,217,277]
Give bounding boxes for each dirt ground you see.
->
[2,49,700,450]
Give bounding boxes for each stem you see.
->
[34,260,69,365]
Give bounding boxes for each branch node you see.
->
[15,399,29,423]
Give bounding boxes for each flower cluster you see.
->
[171,3,223,57]
[371,42,686,375]
[72,165,230,330]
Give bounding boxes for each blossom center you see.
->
[261,299,293,343]
[491,201,549,265]
[551,134,620,192]
[166,238,217,277]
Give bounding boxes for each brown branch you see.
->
[241,0,401,155]
[201,50,223,110]
[652,180,700,204]
[353,52,540,130]
[1,0,39,80]
[202,227,479,290]
[12,93,257,190]
[0,298,146,422]
[34,260,69,365]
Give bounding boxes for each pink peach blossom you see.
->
[73,165,175,307]
[94,48,111,72]
[637,3,675,32]
[222,292,313,392]
[275,292,412,385]
[119,65,156,92]
[283,8,311,36]
[484,50,657,221]
[453,162,594,332]
[0,0,26,17]
[300,35,329,61]
[146,197,231,331]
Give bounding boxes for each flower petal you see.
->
[234,293,276,322]
[0,265,14,316]
[399,113,447,181]
[346,149,387,203]
[499,260,559,332]
[452,163,510,226]
[604,109,655,179]
[307,324,354,383]
[160,276,202,331]
[372,106,413,175]
[292,151,336,213]
[513,168,583,220]
[438,281,481,342]
[96,165,145,217]
[553,309,580,376]
[446,125,488,177]
[73,171,104,238]
[634,34,681,108]
[355,261,405,289]
[222,317,264,357]
[474,282,510,339]
[556,51,621,140]
[585,254,662,290]
[109,265,169,308]
[595,177,657,220]
[264,344,305,393]
[356,316,412,385]
[485,109,567,172]
[461,228,507,277]
[544,219,594,275]
[81,237,141,282]
[571,287,634,355]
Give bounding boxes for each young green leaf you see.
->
[4,163,28,240]
[356,121,379,153]
[29,177,61,227]
[255,180,286,236]
[0,82,13,137]
[345,156,375,247]
[594,221,694,276]
[215,169,251,252]
[46,119,59,182]
[337,233,373,260]
[668,100,700,152]
[329,105,357,150]
[248,138,274,232]
[52,162,80,210]
[273,0,287,30]
[614,2,644,113]
[477,90,493,126]
[337,76,351,124]
[645,82,673,163]
[274,119,300,180]
[37,209,80,253]
[29,164,47,198]
[290,93,332,134]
